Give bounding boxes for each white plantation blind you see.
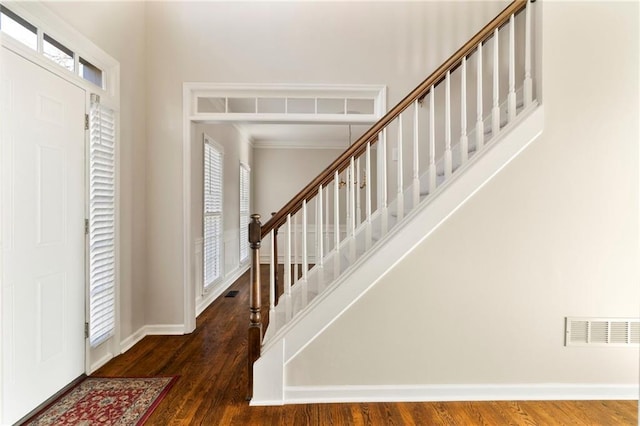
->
[204,136,223,287]
[88,97,116,347]
[239,163,250,263]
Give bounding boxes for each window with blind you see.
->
[239,163,250,264]
[204,135,223,288]
[88,95,116,348]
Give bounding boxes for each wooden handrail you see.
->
[260,0,527,238]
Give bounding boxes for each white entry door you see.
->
[1,47,86,425]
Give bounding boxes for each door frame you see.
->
[181,83,387,332]
[0,2,121,401]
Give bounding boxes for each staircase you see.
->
[247,0,543,405]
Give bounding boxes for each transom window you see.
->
[0,4,105,88]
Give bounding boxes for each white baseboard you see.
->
[196,264,250,317]
[144,324,185,335]
[283,384,640,404]
[90,353,115,374]
[120,326,147,353]
[119,324,185,356]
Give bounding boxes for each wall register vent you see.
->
[565,317,640,347]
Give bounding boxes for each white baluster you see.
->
[355,157,361,227]
[445,71,452,178]
[334,170,340,252]
[460,57,468,163]
[345,167,350,230]
[269,229,275,317]
[508,14,516,123]
[380,129,388,210]
[380,129,388,235]
[302,199,308,280]
[413,100,420,208]
[365,142,372,221]
[492,28,500,138]
[324,184,329,255]
[429,86,436,194]
[476,43,485,150]
[350,157,356,235]
[365,142,372,250]
[318,185,323,267]
[524,0,533,106]
[285,213,291,296]
[293,213,298,283]
[397,115,404,220]
[349,157,356,262]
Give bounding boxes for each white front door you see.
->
[1,47,86,425]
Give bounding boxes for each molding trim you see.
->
[120,326,148,354]
[196,264,250,317]
[89,353,114,374]
[283,384,640,404]
[144,324,185,335]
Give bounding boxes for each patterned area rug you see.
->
[23,376,178,425]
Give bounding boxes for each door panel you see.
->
[1,46,86,425]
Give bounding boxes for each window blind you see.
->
[204,138,223,287]
[239,164,250,263]
[88,98,116,348]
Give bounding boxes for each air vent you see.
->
[565,317,640,347]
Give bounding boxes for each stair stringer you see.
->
[251,103,544,406]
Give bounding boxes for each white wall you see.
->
[43,1,148,343]
[144,1,508,326]
[254,147,342,221]
[286,1,639,388]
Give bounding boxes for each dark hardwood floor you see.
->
[94,267,638,425]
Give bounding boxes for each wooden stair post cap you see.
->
[249,214,262,247]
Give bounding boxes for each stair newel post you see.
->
[247,214,262,400]
[476,43,485,150]
[508,13,516,123]
[460,56,469,164]
[524,0,532,107]
[270,212,279,304]
[492,27,500,137]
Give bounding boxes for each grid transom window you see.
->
[0,5,104,88]
[204,135,223,287]
[239,163,250,264]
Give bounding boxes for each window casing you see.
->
[204,136,223,288]
[239,163,250,264]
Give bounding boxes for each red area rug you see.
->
[23,376,178,425]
